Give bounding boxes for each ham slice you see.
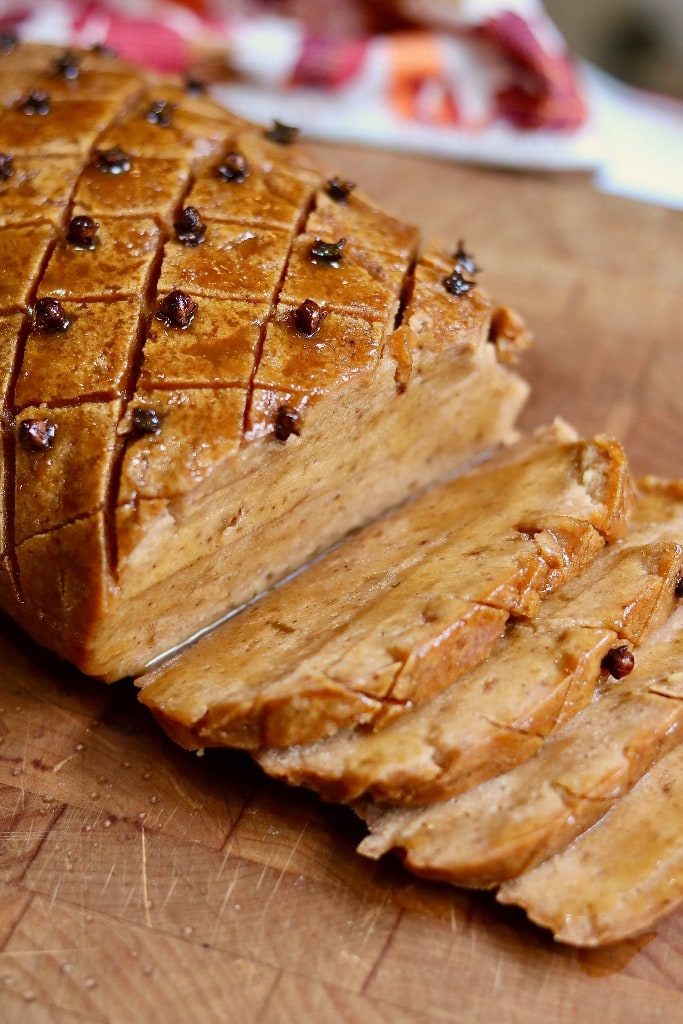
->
[258,498,681,803]
[497,733,683,946]
[357,589,683,892]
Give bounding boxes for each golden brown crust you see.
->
[0,224,55,311]
[16,298,143,405]
[0,41,532,678]
[0,155,82,228]
[16,512,112,659]
[14,400,122,544]
[488,305,533,365]
[37,218,161,300]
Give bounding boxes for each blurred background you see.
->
[2,0,681,203]
[545,0,683,97]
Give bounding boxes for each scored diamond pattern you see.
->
[0,41,490,640]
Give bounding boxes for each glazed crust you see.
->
[0,42,531,677]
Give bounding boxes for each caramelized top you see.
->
[0,41,513,606]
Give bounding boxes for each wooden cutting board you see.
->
[1,142,682,1024]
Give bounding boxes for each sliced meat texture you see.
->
[138,426,634,750]
[497,737,683,946]
[357,602,683,893]
[258,490,681,802]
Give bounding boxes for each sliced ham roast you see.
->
[497,720,683,946]
[6,40,683,951]
[355,486,683,897]
[138,423,633,749]
[0,42,530,680]
[257,485,681,803]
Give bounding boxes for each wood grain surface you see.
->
[1,142,682,1024]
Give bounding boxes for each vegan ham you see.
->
[138,424,633,750]
[0,42,530,680]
